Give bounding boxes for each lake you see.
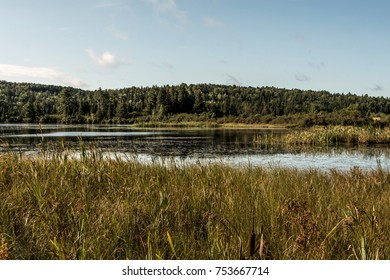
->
[1,123,389,171]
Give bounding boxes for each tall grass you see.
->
[0,149,390,259]
[254,126,390,146]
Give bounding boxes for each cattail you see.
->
[248,231,256,256]
[248,215,256,256]
[258,232,266,259]
[238,237,245,260]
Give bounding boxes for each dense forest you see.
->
[1,80,390,126]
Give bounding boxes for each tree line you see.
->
[0,80,389,126]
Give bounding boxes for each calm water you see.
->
[1,124,389,171]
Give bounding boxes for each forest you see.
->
[0,80,390,126]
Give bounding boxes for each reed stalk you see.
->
[0,147,389,259]
[254,125,390,146]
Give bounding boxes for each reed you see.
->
[0,148,390,259]
[254,125,390,146]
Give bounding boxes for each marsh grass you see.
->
[1,148,390,259]
[254,125,390,146]
[133,121,220,128]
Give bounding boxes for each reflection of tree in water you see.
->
[1,125,390,167]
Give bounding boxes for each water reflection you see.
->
[0,124,389,171]
[4,131,164,138]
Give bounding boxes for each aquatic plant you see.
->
[254,126,390,146]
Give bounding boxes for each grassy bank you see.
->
[132,121,290,129]
[1,150,390,260]
[254,126,390,146]
[132,121,220,128]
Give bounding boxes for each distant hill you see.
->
[0,80,389,126]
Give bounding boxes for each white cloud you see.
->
[0,64,87,88]
[145,0,187,28]
[204,17,225,28]
[86,49,119,67]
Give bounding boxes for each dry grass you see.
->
[0,234,10,260]
[1,148,390,259]
[286,126,390,145]
[254,126,390,146]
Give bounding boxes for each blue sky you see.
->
[0,0,389,97]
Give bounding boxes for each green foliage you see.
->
[0,80,390,125]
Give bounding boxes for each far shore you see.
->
[130,121,293,130]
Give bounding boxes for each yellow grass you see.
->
[0,149,389,259]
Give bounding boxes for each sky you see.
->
[0,0,389,97]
